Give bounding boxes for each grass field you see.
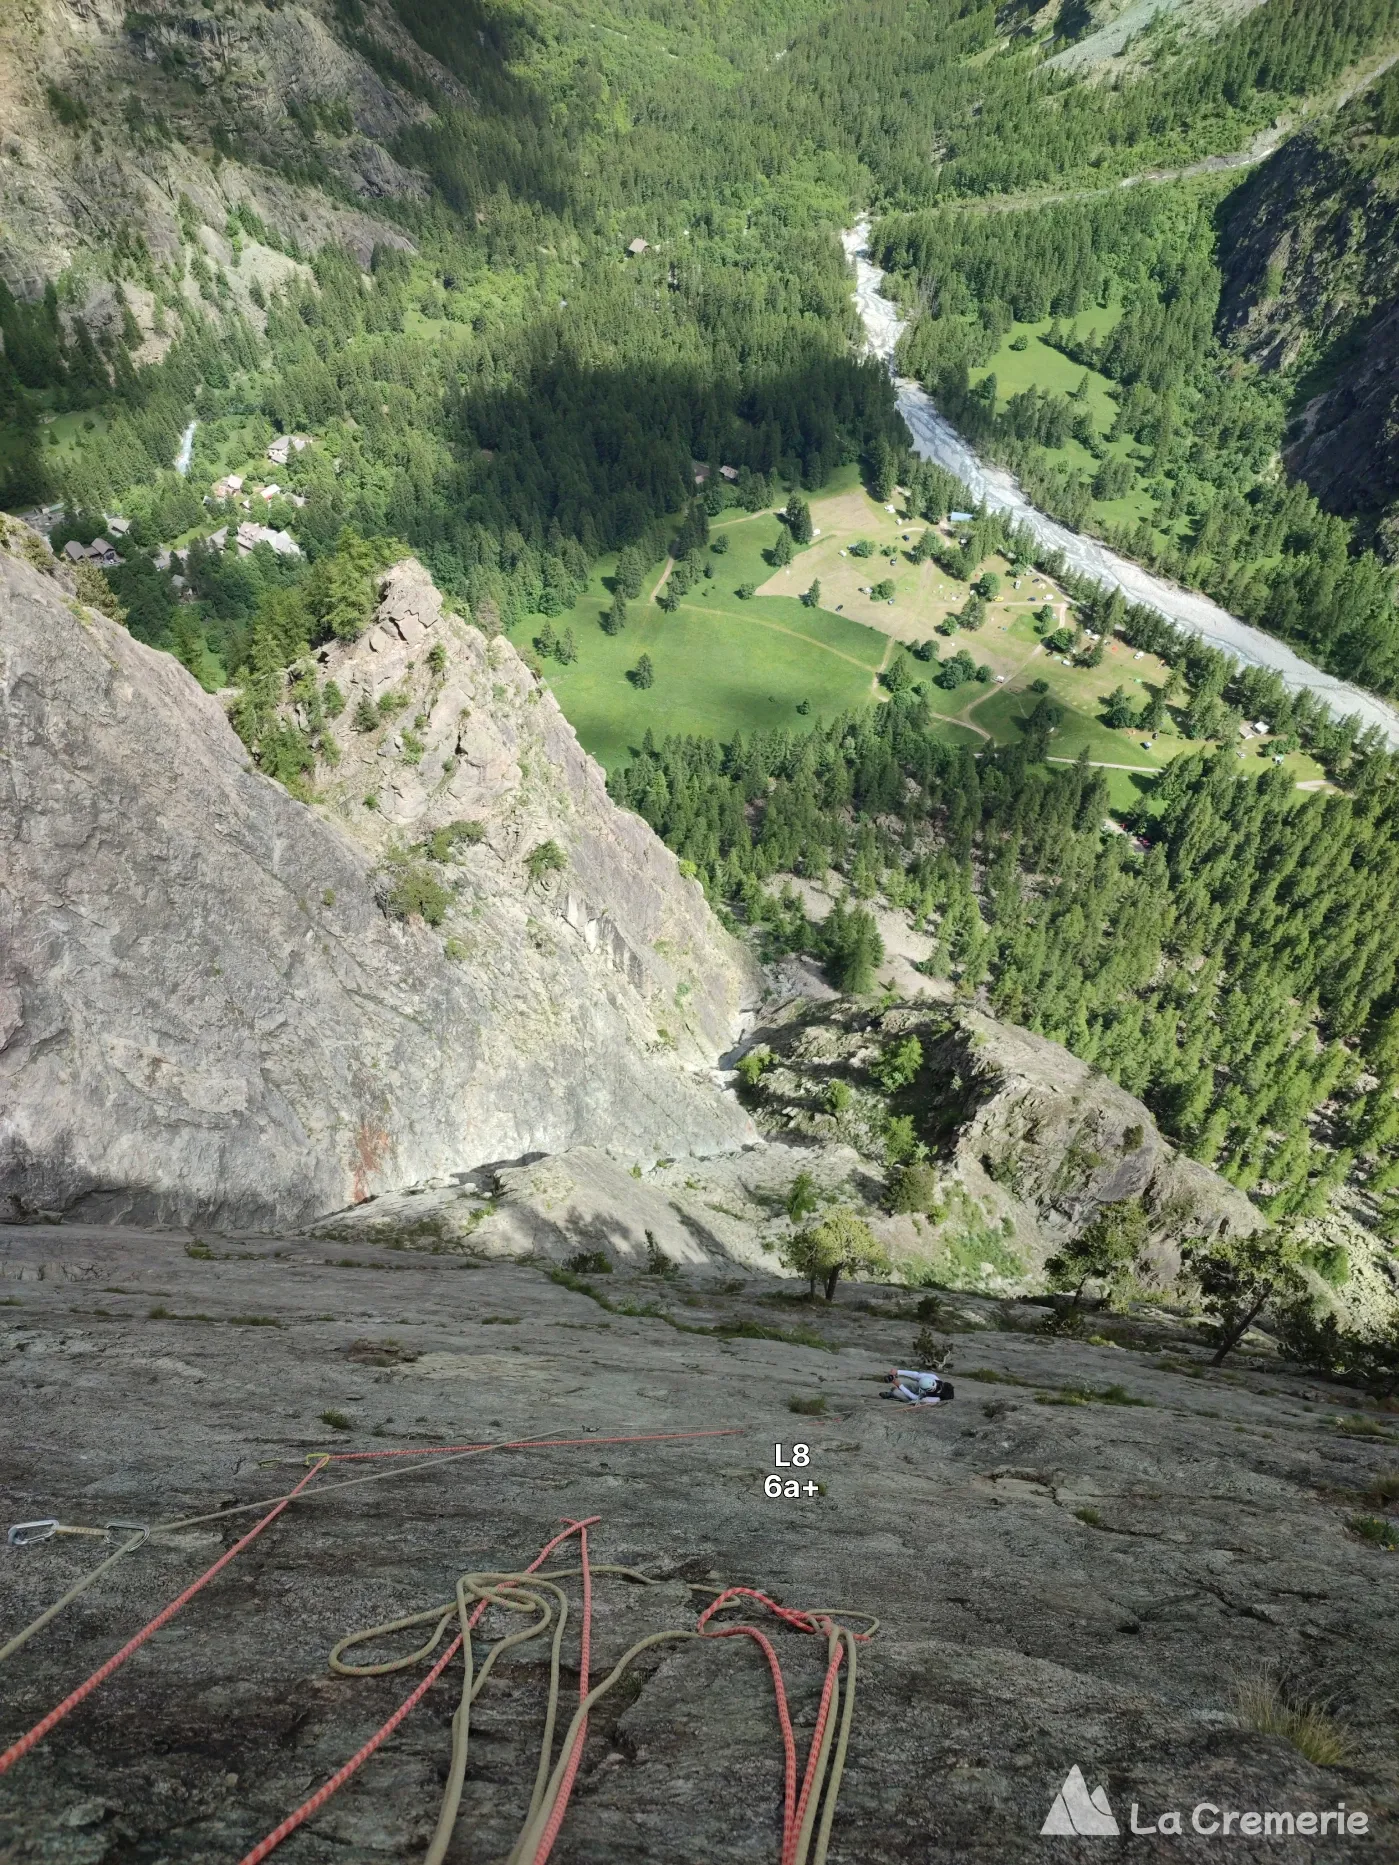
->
[963,307,1160,533]
[37,408,110,472]
[530,464,1325,795]
[536,517,894,771]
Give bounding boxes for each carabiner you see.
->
[7,1519,58,1547]
[105,1520,150,1545]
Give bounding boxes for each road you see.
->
[937,124,1285,214]
[843,225,1399,750]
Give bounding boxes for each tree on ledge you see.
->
[782,1208,889,1301]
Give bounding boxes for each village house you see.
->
[626,237,649,257]
[235,521,300,559]
[63,537,122,567]
[266,434,311,467]
[211,474,244,500]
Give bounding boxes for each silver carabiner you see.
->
[105,1520,149,1545]
[7,1519,58,1547]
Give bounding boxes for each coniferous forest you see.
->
[5,0,1399,1367]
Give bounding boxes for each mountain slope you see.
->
[0,0,437,297]
[1217,65,1399,551]
[0,533,757,1229]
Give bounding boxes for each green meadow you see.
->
[967,306,1159,531]
[526,461,1326,797]
[535,494,898,771]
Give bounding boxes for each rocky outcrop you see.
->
[0,544,758,1231]
[0,0,436,295]
[311,1137,875,1278]
[918,1007,1263,1276]
[300,558,759,1067]
[1216,86,1399,542]
[746,1000,1262,1292]
[333,994,1270,1294]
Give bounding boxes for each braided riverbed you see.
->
[844,223,1399,751]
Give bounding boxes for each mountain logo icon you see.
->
[1041,1764,1120,1836]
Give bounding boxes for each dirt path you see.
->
[1046,754,1156,772]
[939,126,1284,214]
[935,49,1399,216]
[951,699,992,739]
[953,633,1049,741]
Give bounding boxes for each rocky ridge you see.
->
[0,0,435,301]
[1217,79,1399,548]
[0,537,758,1231]
[319,995,1267,1299]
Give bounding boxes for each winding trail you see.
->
[938,125,1285,214]
[843,224,1399,750]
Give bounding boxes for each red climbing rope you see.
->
[699,1616,800,1841]
[236,1516,600,1865]
[239,1546,869,1865]
[525,1516,595,1865]
[695,1587,867,1865]
[0,1456,330,1777]
[5,1430,871,1863]
[330,1428,741,1461]
[789,1639,845,1865]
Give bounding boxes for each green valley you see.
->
[3,0,1399,1417]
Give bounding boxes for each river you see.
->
[842,223,1399,750]
[174,420,197,477]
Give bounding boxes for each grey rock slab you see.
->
[0,1226,1393,1861]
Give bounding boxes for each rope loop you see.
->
[242,1531,874,1865]
[0,1430,867,1864]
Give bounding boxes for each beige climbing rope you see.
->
[309,1549,876,1865]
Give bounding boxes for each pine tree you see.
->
[614,546,645,599]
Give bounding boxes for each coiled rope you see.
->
[240,1525,876,1865]
[3,1430,870,1861]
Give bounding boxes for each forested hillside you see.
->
[874,45,1399,688]
[4,0,1399,1361]
[611,609,1399,1241]
[6,0,1398,691]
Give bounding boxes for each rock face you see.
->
[918,1007,1263,1279]
[319,996,1265,1295]
[0,0,433,296]
[1216,90,1399,543]
[1,1223,1394,1863]
[746,1000,1262,1293]
[0,545,758,1231]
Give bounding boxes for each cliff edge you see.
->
[0,545,758,1230]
